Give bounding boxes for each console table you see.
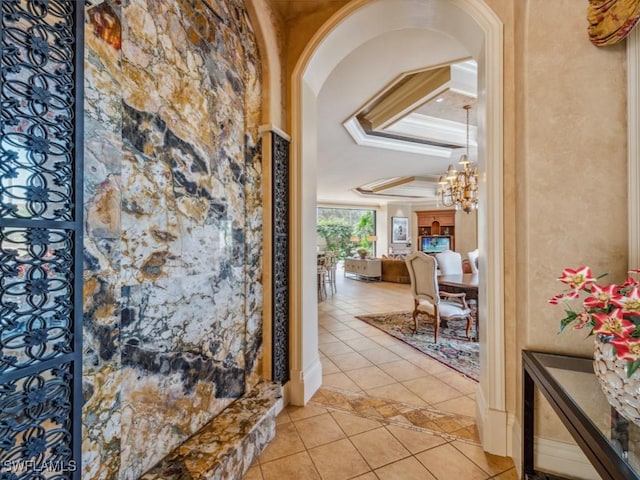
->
[522,350,640,479]
[344,258,381,280]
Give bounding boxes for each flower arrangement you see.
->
[549,266,640,376]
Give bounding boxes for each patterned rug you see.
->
[355,311,479,382]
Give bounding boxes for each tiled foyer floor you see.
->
[244,265,517,479]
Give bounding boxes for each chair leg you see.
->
[433,318,439,343]
[465,314,473,340]
[412,300,419,332]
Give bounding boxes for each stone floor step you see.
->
[141,381,282,480]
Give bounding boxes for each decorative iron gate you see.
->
[272,132,289,384]
[0,1,83,478]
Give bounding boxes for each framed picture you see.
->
[391,216,409,243]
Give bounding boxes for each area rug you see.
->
[355,311,479,382]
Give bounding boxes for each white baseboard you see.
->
[510,417,599,480]
[535,437,599,480]
[288,357,323,405]
[475,387,509,456]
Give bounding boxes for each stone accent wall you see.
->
[82,1,262,478]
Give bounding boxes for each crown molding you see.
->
[343,117,453,157]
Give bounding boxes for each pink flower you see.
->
[583,284,620,309]
[558,267,596,291]
[552,266,640,366]
[612,287,640,314]
[548,291,579,305]
[592,308,635,337]
[611,337,640,362]
[573,312,592,330]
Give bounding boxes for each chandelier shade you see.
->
[438,105,478,213]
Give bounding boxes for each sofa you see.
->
[380,257,411,284]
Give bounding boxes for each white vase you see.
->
[593,339,640,426]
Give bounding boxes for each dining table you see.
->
[437,273,479,301]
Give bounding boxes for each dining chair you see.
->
[405,251,473,342]
[322,251,338,295]
[467,248,479,274]
[317,256,327,301]
[434,249,463,275]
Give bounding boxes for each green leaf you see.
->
[627,359,640,378]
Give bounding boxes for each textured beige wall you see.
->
[516,0,628,446]
[247,0,287,127]
[519,0,627,354]
[455,210,478,259]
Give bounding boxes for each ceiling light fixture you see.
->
[437,104,478,214]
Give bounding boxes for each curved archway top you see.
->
[303,0,489,95]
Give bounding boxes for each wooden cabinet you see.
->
[416,209,456,250]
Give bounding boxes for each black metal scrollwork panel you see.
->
[272,132,289,384]
[273,134,289,236]
[0,227,74,374]
[0,363,75,475]
[1,1,82,478]
[1,0,76,221]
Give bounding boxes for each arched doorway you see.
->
[289,0,507,456]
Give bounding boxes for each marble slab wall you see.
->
[82,0,263,478]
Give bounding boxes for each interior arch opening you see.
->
[290,0,507,456]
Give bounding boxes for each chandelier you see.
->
[437,104,478,214]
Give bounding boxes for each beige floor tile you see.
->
[369,333,404,346]
[293,271,488,479]
[432,395,477,417]
[294,412,346,449]
[322,372,361,392]
[261,451,321,480]
[493,468,519,479]
[351,473,378,480]
[241,465,263,480]
[350,427,411,469]
[329,351,374,371]
[377,359,431,381]
[415,443,488,480]
[286,404,327,421]
[320,341,355,357]
[452,440,514,476]
[344,336,384,352]
[322,322,352,333]
[318,332,340,345]
[385,342,429,358]
[364,383,428,406]
[275,409,291,425]
[407,356,455,376]
[350,323,386,337]
[330,410,382,436]
[385,425,447,454]
[435,371,479,395]
[332,328,366,341]
[308,438,371,480]
[345,366,397,390]
[374,456,437,480]
[320,356,341,375]
[259,422,305,463]
[359,347,402,364]
[402,376,467,404]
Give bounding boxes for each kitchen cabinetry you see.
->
[416,209,456,250]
